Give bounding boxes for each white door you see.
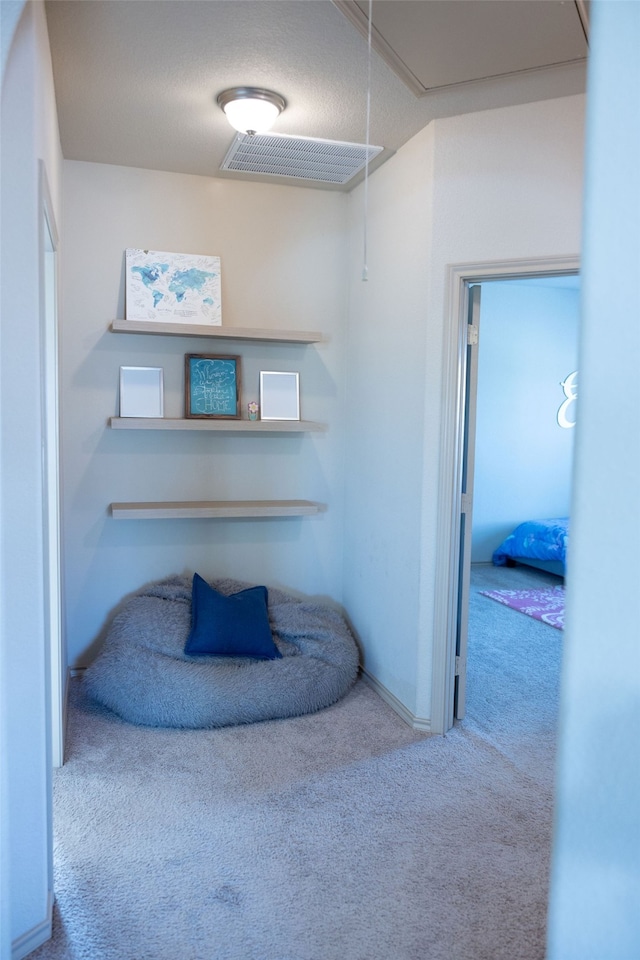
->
[454,283,481,720]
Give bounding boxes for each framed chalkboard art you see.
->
[185,354,241,419]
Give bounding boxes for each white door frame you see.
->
[430,255,580,735]
[39,161,64,768]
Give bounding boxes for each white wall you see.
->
[0,1,62,955]
[547,1,640,956]
[0,8,23,949]
[344,123,434,719]
[345,94,585,725]
[61,161,348,667]
[472,278,579,562]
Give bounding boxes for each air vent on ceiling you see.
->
[220,133,383,185]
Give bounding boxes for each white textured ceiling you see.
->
[45,0,588,191]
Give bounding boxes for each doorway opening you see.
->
[430,256,580,735]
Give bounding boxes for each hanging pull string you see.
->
[362,0,373,281]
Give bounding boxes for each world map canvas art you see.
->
[125,249,222,325]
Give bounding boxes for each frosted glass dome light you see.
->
[217,87,286,136]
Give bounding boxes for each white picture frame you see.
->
[259,371,300,421]
[119,366,164,418]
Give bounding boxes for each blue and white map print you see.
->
[125,249,222,325]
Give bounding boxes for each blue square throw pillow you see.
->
[184,573,282,660]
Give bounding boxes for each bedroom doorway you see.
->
[458,274,579,719]
[431,256,580,733]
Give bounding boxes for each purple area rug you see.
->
[480,586,565,630]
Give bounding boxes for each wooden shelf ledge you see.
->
[109,417,326,433]
[110,500,324,520]
[110,319,323,344]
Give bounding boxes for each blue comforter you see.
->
[492,517,569,567]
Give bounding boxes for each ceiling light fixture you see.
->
[217,87,286,137]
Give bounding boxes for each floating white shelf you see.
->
[110,500,323,520]
[110,319,323,344]
[109,319,326,518]
[109,417,325,433]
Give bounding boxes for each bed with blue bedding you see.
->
[492,517,569,577]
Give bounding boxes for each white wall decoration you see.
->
[259,371,300,420]
[557,371,578,428]
[119,366,164,418]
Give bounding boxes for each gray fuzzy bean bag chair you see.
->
[84,575,360,728]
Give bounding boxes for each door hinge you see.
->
[467,323,479,345]
[461,492,472,514]
[455,656,461,676]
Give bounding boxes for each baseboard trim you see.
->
[361,669,432,733]
[12,890,54,960]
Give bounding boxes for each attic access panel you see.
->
[343,0,588,96]
[220,133,383,186]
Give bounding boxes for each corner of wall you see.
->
[343,120,436,723]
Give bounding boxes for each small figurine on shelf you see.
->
[248,401,259,421]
